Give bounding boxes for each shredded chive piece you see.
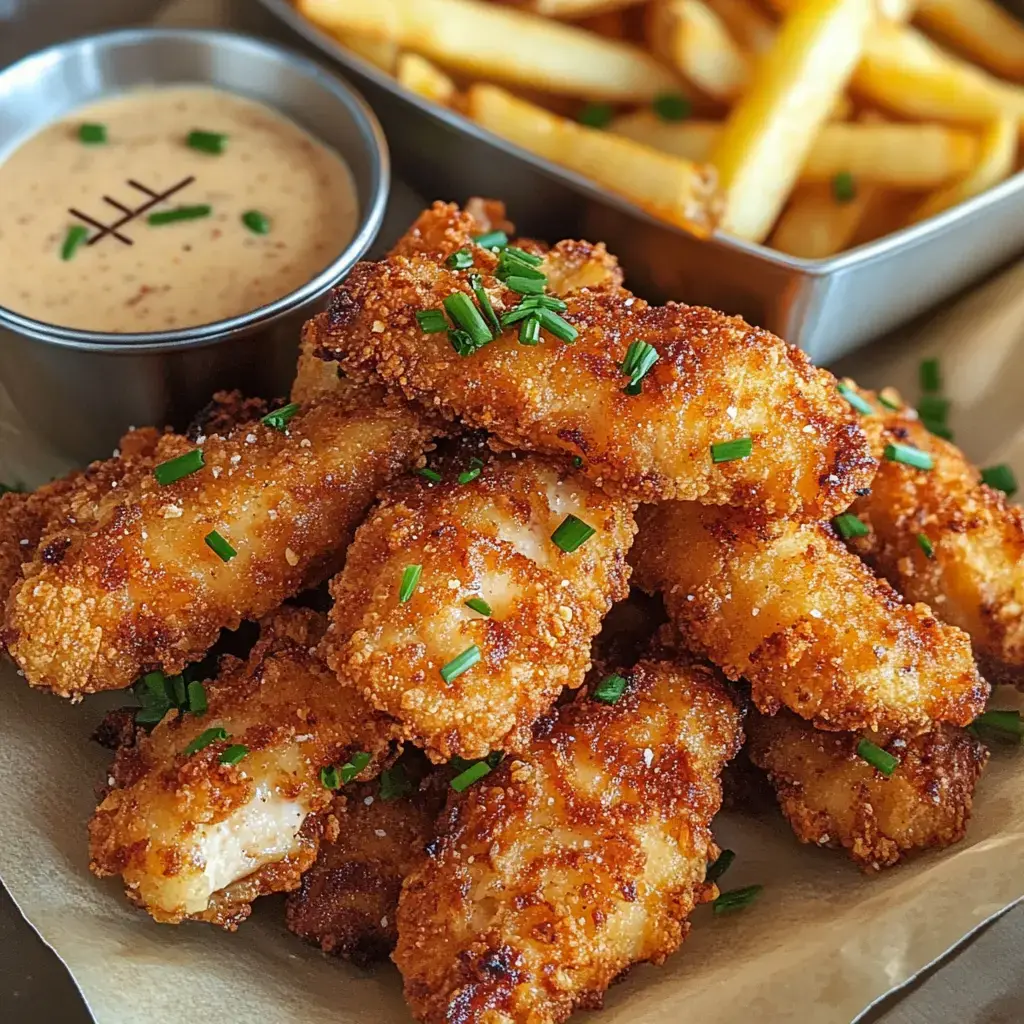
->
[184,726,228,756]
[578,102,615,129]
[551,514,596,553]
[620,341,659,395]
[652,93,692,121]
[187,129,227,154]
[60,224,89,260]
[469,273,502,335]
[706,849,735,885]
[883,443,933,471]
[153,449,205,485]
[535,308,578,344]
[134,706,168,726]
[919,357,941,393]
[340,751,372,784]
[448,328,479,356]
[981,463,1018,497]
[379,764,413,801]
[973,709,1024,740]
[505,276,546,296]
[416,308,448,333]
[504,246,543,267]
[832,512,869,540]
[499,305,538,328]
[451,759,493,792]
[916,533,934,558]
[714,884,762,914]
[519,317,541,345]
[472,230,508,251]
[241,209,270,235]
[711,438,753,463]
[441,645,482,684]
[0,482,25,495]
[219,744,249,766]
[593,673,627,705]
[518,294,567,312]
[497,250,547,282]
[878,391,902,411]
[171,674,188,708]
[320,765,341,789]
[78,123,107,144]
[443,293,493,349]
[446,248,474,270]
[417,466,442,483]
[399,564,423,603]
[140,670,170,703]
[261,402,300,431]
[465,596,491,616]
[187,679,208,715]
[148,204,212,226]
[458,457,484,485]
[572,456,584,468]
[204,530,236,562]
[917,394,949,425]
[856,739,899,776]
[836,382,874,416]
[923,419,954,441]
[832,171,856,203]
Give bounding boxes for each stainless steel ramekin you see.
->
[0,28,389,462]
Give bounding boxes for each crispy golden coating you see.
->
[843,386,1024,686]
[88,608,396,928]
[395,657,743,1024]
[186,390,271,440]
[291,318,361,405]
[4,396,437,697]
[323,447,636,761]
[631,501,988,733]
[747,710,988,871]
[313,202,874,518]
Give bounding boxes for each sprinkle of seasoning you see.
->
[458,458,484,485]
[653,93,692,121]
[469,273,502,336]
[184,726,228,756]
[836,382,874,416]
[320,765,341,789]
[446,248,474,270]
[620,341,659,395]
[551,514,596,553]
[593,673,627,705]
[153,449,205,485]
[340,751,372,783]
[399,564,422,603]
[205,530,237,562]
[451,759,493,792]
[832,171,856,203]
[379,764,412,801]
[578,102,615,129]
[832,512,869,540]
[519,317,541,345]
[148,204,212,226]
[416,308,448,333]
[714,884,762,914]
[443,292,493,349]
[242,210,271,235]
[465,596,491,616]
[981,463,1018,497]
[883,443,933,471]
[417,466,442,483]
[187,129,227,154]
[441,645,482,684]
[919,357,942,393]
[973,709,1024,741]
[706,849,735,885]
[187,679,208,715]
[261,402,300,431]
[472,230,509,251]
[78,123,107,144]
[219,744,249,766]
[711,438,753,463]
[856,739,899,776]
[917,533,934,558]
[60,225,89,261]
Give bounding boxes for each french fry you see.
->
[332,30,399,72]
[709,0,877,242]
[647,0,751,102]
[769,181,880,257]
[910,116,1016,221]
[705,0,777,53]
[297,0,681,101]
[396,52,458,106]
[508,0,647,15]
[577,10,629,36]
[611,112,722,160]
[915,0,1024,81]
[466,83,721,234]
[849,190,927,244]
[765,0,916,22]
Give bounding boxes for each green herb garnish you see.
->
[714,884,762,914]
[204,530,237,562]
[399,564,422,603]
[187,129,227,154]
[450,759,493,792]
[320,765,341,790]
[981,463,1018,497]
[446,248,474,270]
[620,341,659,395]
[706,849,735,885]
[261,402,300,431]
[919,357,941,394]
[832,513,869,540]
[184,726,228,756]
[578,102,615,129]
[242,210,270,235]
[832,171,856,203]
[653,93,692,121]
[464,596,491,616]
[917,533,934,558]
[379,764,413,801]
[441,645,482,684]
[443,292,493,350]
[883,443,933,471]
[711,438,753,463]
[836,382,874,416]
[78,123,107,144]
[551,514,595,553]
[148,205,212,226]
[153,449,205,485]
[458,458,484,485]
[219,744,249,766]
[519,317,541,345]
[856,739,898,776]
[340,751,372,783]
[61,225,89,261]
[416,309,448,333]
[593,673,627,705]
[472,230,509,251]
[417,466,442,483]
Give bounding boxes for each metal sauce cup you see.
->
[0,28,389,463]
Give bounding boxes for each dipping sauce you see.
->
[0,86,359,333]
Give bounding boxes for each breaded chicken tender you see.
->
[89,608,395,928]
[313,201,874,518]
[395,656,743,1024]
[747,709,988,870]
[323,448,636,761]
[631,502,988,733]
[5,395,437,697]
[843,386,1024,686]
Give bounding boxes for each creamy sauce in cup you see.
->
[0,86,359,333]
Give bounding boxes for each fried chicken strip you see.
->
[313,201,874,518]
[843,386,1024,686]
[747,709,988,871]
[323,446,636,761]
[89,608,395,928]
[395,657,743,1024]
[4,395,437,697]
[631,501,988,732]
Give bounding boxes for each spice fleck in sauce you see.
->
[0,86,358,333]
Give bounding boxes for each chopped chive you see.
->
[856,739,899,776]
[446,248,474,270]
[499,305,538,328]
[713,884,762,914]
[878,391,902,411]
[320,765,341,789]
[416,308,448,333]
[711,438,753,463]
[551,514,596,553]
[917,394,949,425]
[973,709,1024,740]
[379,764,412,801]
[472,230,508,251]
[504,246,543,267]
[261,402,300,431]
[620,341,659,395]
[219,744,249,766]
[134,706,168,726]
[505,276,546,296]
[832,171,856,203]
[578,102,615,129]
[916,533,934,558]
[458,457,484,485]
[836,382,874,416]
[451,759,492,792]
[497,250,547,282]
[981,463,1018,497]
[441,645,481,684]
[443,293,493,348]
[204,530,237,562]
[187,129,227,154]
[399,564,422,603]
[148,204,212,226]
[0,482,25,495]
[241,210,270,235]
[518,294,568,312]
[832,512,869,540]
[417,466,442,483]
[593,673,627,705]
[153,449,205,485]
[652,93,692,122]
[919,357,941,393]
[184,726,228,756]
[706,849,735,885]
[340,750,372,783]
[884,443,933,471]
[465,596,491,616]
[469,273,502,335]
[170,674,188,708]
[923,419,954,441]
[137,671,171,710]
[535,308,578,344]
[572,456,584,468]
[78,123,107,144]
[187,679,208,715]
[519,317,541,345]
[448,328,479,357]
[60,224,89,260]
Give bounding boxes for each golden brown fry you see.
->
[769,181,880,259]
[323,448,636,761]
[4,396,437,697]
[395,656,743,1024]
[630,501,988,732]
[747,709,988,870]
[501,0,647,15]
[914,0,1024,82]
[705,0,777,53]
[396,52,458,106]
[88,608,396,928]
[315,203,875,518]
